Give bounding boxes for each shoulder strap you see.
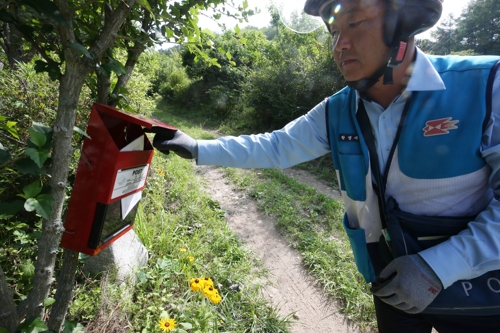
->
[356,97,413,227]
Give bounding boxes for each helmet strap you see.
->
[346,39,408,92]
[383,40,408,85]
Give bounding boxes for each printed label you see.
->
[111,165,149,199]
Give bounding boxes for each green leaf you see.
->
[0,327,10,333]
[28,128,47,148]
[201,29,215,37]
[180,323,193,329]
[0,144,11,164]
[15,157,47,176]
[118,86,129,95]
[16,317,48,333]
[20,261,35,279]
[67,43,92,59]
[135,0,152,12]
[23,181,42,198]
[25,194,54,220]
[73,126,91,140]
[25,147,50,168]
[20,0,69,28]
[32,122,52,134]
[34,60,61,81]
[63,321,85,333]
[43,297,56,307]
[0,200,24,219]
[98,57,127,78]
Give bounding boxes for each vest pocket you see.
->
[342,214,376,283]
[338,153,367,201]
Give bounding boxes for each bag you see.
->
[383,196,500,315]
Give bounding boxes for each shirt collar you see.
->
[355,47,445,103]
[406,47,445,92]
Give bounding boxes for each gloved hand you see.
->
[370,254,442,314]
[145,127,198,159]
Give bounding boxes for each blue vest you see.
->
[326,55,500,282]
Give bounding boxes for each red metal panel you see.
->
[60,103,175,255]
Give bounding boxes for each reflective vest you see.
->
[326,55,500,282]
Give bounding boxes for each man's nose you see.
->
[333,32,351,52]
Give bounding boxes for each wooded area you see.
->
[0,0,498,331]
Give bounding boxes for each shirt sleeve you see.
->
[420,66,500,288]
[196,100,331,168]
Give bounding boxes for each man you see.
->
[147,0,500,331]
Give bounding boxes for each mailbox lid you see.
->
[93,103,177,130]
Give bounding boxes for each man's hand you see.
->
[145,127,198,159]
[370,254,443,314]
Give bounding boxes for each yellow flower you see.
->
[190,278,204,292]
[180,248,187,252]
[209,292,222,304]
[188,256,195,262]
[202,286,219,300]
[158,317,176,332]
[201,277,213,288]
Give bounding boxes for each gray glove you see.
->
[370,254,442,314]
[145,127,198,159]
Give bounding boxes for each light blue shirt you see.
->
[198,49,500,288]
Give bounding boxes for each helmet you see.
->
[304,0,442,46]
[303,0,443,91]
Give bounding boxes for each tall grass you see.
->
[69,114,292,333]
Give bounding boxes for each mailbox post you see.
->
[60,103,176,255]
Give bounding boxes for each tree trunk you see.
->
[10,0,137,328]
[22,61,88,321]
[109,45,145,108]
[47,249,79,332]
[97,70,111,104]
[0,266,18,332]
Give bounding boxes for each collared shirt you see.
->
[361,47,446,173]
[197,50,500,287]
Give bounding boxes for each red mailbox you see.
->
[61,102,176,255]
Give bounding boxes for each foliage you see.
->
[419,0,500,55]
[0,0,254,330]
[148,47,193,103]
[0,61,92,306]
[456,0,500,55]
[169,17,342,132]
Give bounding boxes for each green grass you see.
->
[69,103,376,332]
[68,115,292,332]
[151,104,377,330]
[224,167,375,329]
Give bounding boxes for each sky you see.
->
[197,0,472,39]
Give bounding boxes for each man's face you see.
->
[322,0,391,82]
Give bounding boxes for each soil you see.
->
[195,164,368,333]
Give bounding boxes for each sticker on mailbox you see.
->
[111,165,149,199]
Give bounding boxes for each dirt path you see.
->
[195,165,365,333]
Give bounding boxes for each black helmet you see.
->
[303,0,443,91]
[305,0,442,45]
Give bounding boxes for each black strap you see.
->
[356,96,413,228]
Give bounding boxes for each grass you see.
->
[224,167,375,329]
[68,116,292,332]
[69,102,376,332]
[151,104,377,330]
